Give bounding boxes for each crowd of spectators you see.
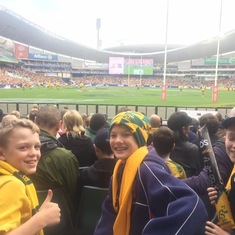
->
[0,67,66,88]
[2,102,235,234]
[1,66,235,89]
[73,75,235,89]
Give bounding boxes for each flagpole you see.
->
[213,0,223,102]
[161,0,169,101]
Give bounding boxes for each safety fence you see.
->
[0,101,232,122]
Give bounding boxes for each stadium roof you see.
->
[1,6,235,64]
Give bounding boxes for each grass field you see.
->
[0,86,234,107]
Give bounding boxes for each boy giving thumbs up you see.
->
[0,119,60,235]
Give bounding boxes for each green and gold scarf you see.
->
[112,146,148,235]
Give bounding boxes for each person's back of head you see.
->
[152,126,175,157]
[199,113,219,135]
[167,111,192,142]
[62,110,85,136]
[215,112,223,122]
[60,108,68,120]
[0,109,3,122]
[1,114,18,124]
[81,113,89,127]
[36,105,61,134]
[11,110,20,119]
[32,103,39,111]
[117,106,132,114]
[89,113,109,133]
[29,109,39,123]
[149,114,162,128]
[190,118,199,133]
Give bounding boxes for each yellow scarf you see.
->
[226,165,235,191]
[112,146,148,235]
[0,161,44,235]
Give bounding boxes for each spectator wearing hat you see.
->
[94,111,208,235]
[167,111,202,177]
[78,127,117,188]
[205,107,235,234]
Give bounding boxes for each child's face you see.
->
[110,124,138,161]
[0,127,41,175]
[225,126,235,164]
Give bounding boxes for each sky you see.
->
[0,0,235,49]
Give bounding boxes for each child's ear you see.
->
[0,149,6,160]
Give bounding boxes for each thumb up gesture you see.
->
[39,189,61,227]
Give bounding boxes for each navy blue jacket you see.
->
[184,138,233,195]
[94,148,208,235]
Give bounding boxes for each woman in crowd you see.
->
[58,110,97,167]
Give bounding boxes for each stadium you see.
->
[2,3,235,235]
[0,4,235,119]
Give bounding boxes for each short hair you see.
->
[149,114,162,128]
[0,119,40,148]
[199,113,219,135]
[62,110,85,136]
[89,113,109,133]
[117,107,132,114]
[36,105,61,129]
[152,126,175,156]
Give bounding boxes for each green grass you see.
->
[0,86,234,107]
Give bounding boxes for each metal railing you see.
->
[0,101,232,121]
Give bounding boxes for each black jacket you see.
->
[58,132,97,167]
[80,158,117,188]
[170,140,201,177]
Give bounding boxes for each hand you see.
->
[38,189,61,227]
[205,221,230,235]
[207,187,218,205]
